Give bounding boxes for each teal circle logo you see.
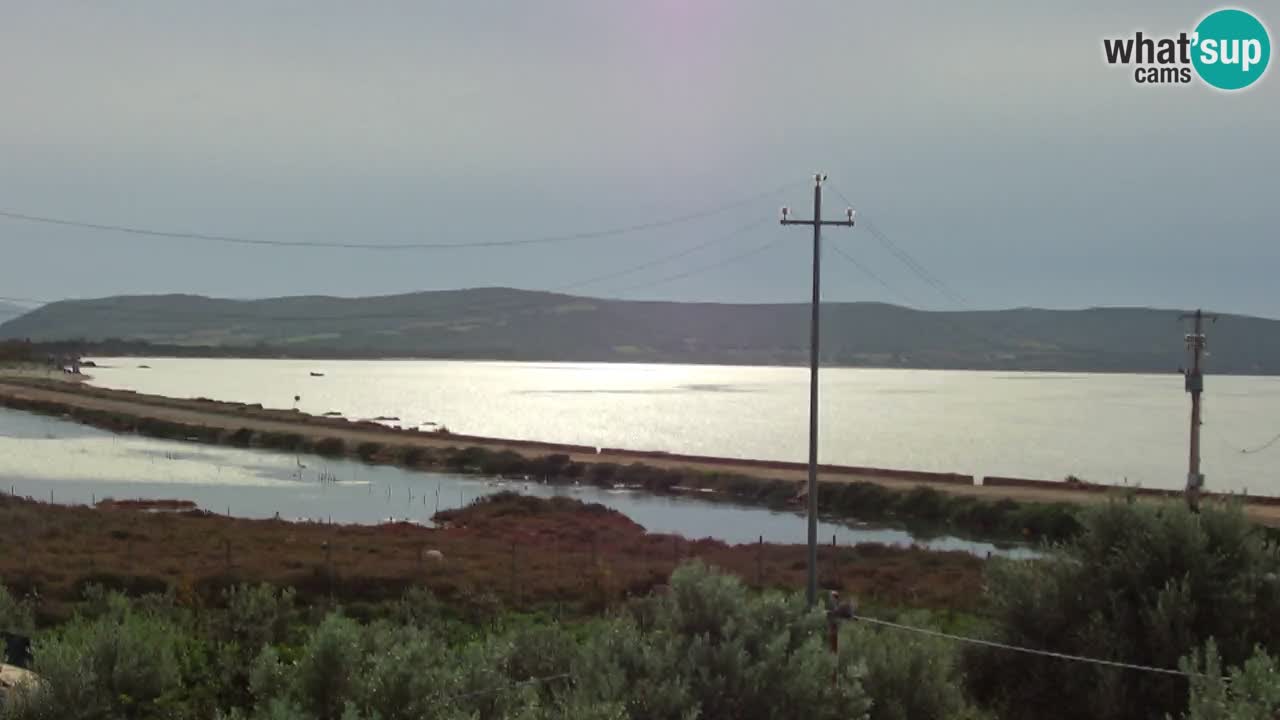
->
[1192,9,1271,90]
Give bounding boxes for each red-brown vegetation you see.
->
[0,491,984,624]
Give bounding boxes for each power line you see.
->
[824,186,1059,352]
[0,182,797,252]
[0,219,775,326]
[825,241,1027,356]
[851,615,1216,680]
[1238,433,1280,455]
[554,217,773,292]
[865,219,967,306]
[611,230,785,295]
[1210,423,1280,455]
[826,241,915,307]
[826,185,967,307]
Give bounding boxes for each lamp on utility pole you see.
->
[1181,309,1218,512]
[781,173,856,607]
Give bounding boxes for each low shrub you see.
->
[8,595,196,720]
[257,432,306,452]
[314,437,345,458]
[225,427,255,447]
[0,583,34,638]
[354,442,383,462]
[396,446,433,467]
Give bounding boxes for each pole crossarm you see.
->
[780,219,856,227]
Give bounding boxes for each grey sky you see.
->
[1,1,1277,316]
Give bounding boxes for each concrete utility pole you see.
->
[1181,309,1218,512]
[781,173,855,607]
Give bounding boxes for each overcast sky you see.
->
[1,1,1277,316]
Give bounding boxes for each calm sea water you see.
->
[81,358,1280,495]
[0,408,1023,555]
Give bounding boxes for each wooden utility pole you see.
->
[781,174,856,606]
[1181,309,1217,512]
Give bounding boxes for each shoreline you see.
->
[2,373,1279,530]
[46,345,1280,376]
[82,353,1280,379]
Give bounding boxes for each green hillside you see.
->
[1,287,1276,373]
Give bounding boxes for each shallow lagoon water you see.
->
[85,358,1280,494]
[0,408,1030,556]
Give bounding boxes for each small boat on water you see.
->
[309,372,325,377]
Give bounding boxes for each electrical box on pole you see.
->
[1180,309,1218,512]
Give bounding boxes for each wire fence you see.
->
[848,614,1214,680]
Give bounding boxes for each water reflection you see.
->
[0,409,1031,557]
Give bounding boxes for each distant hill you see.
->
[0,302,33,322]
[1,287,1277,374]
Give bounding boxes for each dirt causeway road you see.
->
[2,372,1278,525]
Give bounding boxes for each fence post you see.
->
[510,541,518,603]
[323,541,333,600]
[829,616,840,687]
[757,535,764,587]
[591,532,600,598]
[832,534,838,587]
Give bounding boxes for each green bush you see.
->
[352,623,452,720]
[1181,641,1280,720]
[211,585,298,709]
[529,454,573,479]
[354,442,382,462]
[445,446,492,472]
[397,446,433,467]
[586,463,620,486]
[842,612,980,720]
[258,432,306,452]
[226,428,255,447]
[896,487,950,525]
[9,602,194,720]
[0,564,1011,720]
[314,437,345,458]
[202,564,887,719]
[292,614,362,720]
[965,500,1280,720]
[570,562,872,720]
[478,450,527,476]
[0,584,34,638]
